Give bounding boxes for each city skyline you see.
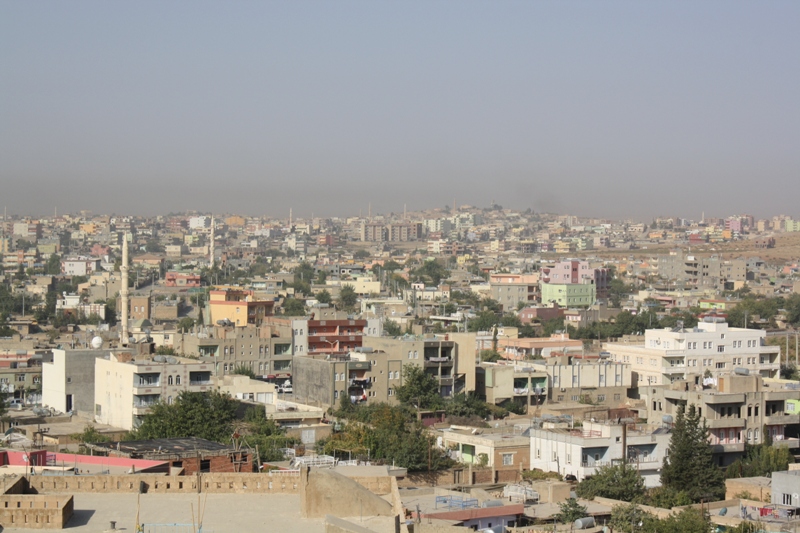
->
[2,2,799,219]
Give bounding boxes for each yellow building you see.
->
[225,215,246,228]
[208,289,274,327]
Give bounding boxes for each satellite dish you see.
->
[91,336,103,349]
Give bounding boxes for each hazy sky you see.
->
[2,2,799,220]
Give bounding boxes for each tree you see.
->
[132,391,238,443]
[383,319,402,337]
[239,406,295,463]
[576,461,645,502]
[316,289,332,305]
[177,317,195,332]
[660,404,724,502]
[45,254,62,275]
[70,424,111,452]
[411,260,450,286]
[657,507,712,533]
[609,504,660,533]
[725,441,794,479]
[353,250,371,260]
[555,498,588,524]
[282,298,307,316]
[394,365,443,410]
[338,284,358,311]
[155,346,175,355]
[232,364,256,379]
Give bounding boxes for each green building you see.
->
[540,283,596,308]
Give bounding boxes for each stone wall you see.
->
[300,467,395,519]
[0,494,73,529]
[26,471,301,495]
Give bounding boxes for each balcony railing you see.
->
[189,380,212,386]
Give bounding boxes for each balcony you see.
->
[425,358,453,367]
[133,383,160,393]
[711,442,745,454]
[706,418,746,429]
[189,380,213,387]
[348,379,371,389]
[132,405,154,416]
[764,414,800,426]
[772,436,800,449]
[662,366,686,375]
[702,393,745,404]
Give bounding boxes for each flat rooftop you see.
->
[0,493,326,533]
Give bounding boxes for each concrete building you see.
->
[646,373,800,466]
[42,348,133,417]
[363,336,464,397]
[541,260,610,298]
[540,283,596,308]
[291,317,368,356]
[490,273,540,311]
[498,333,584,360]
[604,318,781,386]
[771,470,800,507]
[294,337,462,408]
[476,362,548,411]
[94,352,215,430]
[657,251,747,289]
[207,289,274,327]
[529,420,671,487]
[61,257,102,276]
[435,426,530,482]
[176,324,294,382]
[292,348,404,408]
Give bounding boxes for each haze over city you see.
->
[2,1,799,219]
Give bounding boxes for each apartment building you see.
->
[498,333,583,360]
[0,353,42,403]
[489,273,540,311]
[435,426,530,481]
[541,260,610,297]
[386,223,421,242]
[476,362,548,410]
[207,289,274,327]
[647,373,800,466]
[540,283,596,308]
[94,352,215,430]
[42,348,133,417]
[604,318,781,386]
[657,251,746,289]
[294,337,462,408]
[176,324,294,381]
[61,257,102,276]
[290,316,379,356]
[529,421,671,487]
[540,356,632,406]
[364,337,464,397]
[292,348,406,408]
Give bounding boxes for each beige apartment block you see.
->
[94,353,215,430]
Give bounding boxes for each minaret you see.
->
[209,216,215,267]
[289,208,293,228]
[120,233,129,345]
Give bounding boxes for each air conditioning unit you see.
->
[560,388,566,392]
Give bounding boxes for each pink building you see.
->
[541,260,610,298]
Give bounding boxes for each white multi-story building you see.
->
[603,318,780,387]
[528,421,671,487]
[94,353,215,430]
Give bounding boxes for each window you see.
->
[717,345,725,353]
[716,362,726,369]
[502,453,513,466]
[16,374,25,382]
[597,395,605,402]
[571,395,580,401]
[783,494,793,506]
[334,391,339,399]
[614,394,621,400]
[168,376,173,385]
[176,376,181,385]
